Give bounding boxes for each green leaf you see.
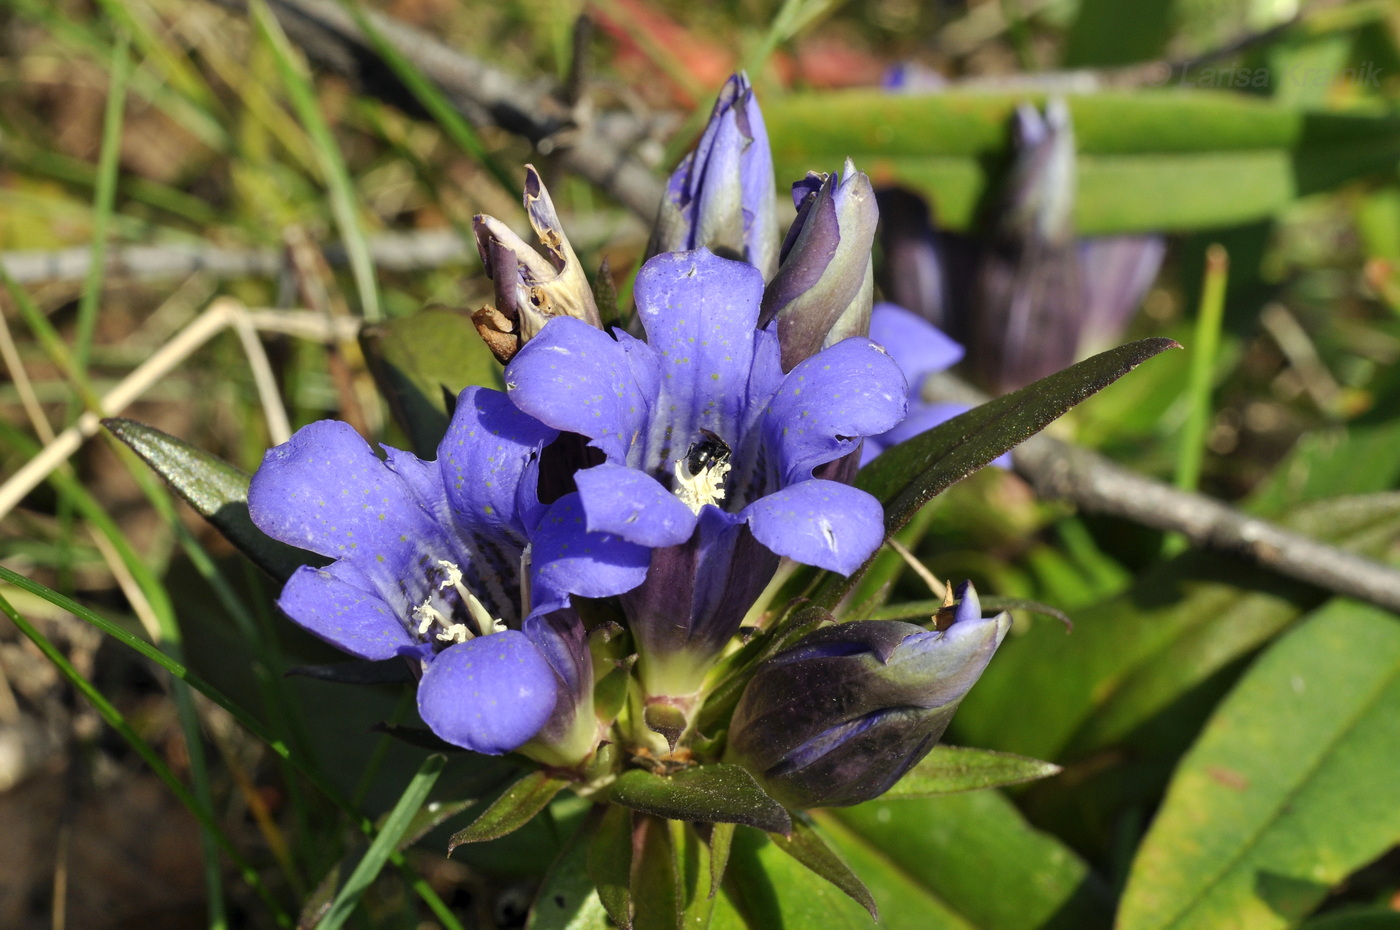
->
[1300,911,1400,930]
[633,816,682,930]
[883,745,1061,798]
[823,791,1114,930]
[708,822,735,904]
[610,765,792,836]
[721,827,874,930]
[824,339,1176,607]
[449,771,571,849]
[317,753,446,930]
[763,91,1400,234]
[104,417,311,581]
[359,306,503,458]
[767,818,877,920]
[528,816,611,930]
[957,494,1400,762]
[586,804,634,930]
[1118,601,1400,930]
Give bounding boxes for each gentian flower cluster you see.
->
[246,71,1011,813]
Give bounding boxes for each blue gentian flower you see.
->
[248,387,648,759]
[649,72,779,280]
[726,581,1011,809]
[503,248,907,696]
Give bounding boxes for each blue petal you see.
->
[530,492,650,614]
[634,250,764,474]
[573,463,697,548]
[763,337,907,485]
[439,386,558,545]
[249,420,448,590]
[416,631,556,754]
[277,563,415,660]
[868,302,963,386]
[744,479,884,575]
[505,318,654,463]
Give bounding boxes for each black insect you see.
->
[684,429,732,476]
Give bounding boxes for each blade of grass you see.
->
[253,0,382,322]
[341,0,518,199]
[0,590,295,928]
[1165,243,1229,555]
[316,754,446,930]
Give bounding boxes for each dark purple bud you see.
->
[761,160,878,372]
[968,101,1163,392]
[473,165,601,362]
[1076,235,1168,356]
[726,582,1010,809]
[649,72,779,279]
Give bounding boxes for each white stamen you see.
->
[673,456,731,514]
[414,599,448,635]
[435,623,471,644]
[437,560,464,590]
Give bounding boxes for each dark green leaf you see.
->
[587,804,634,930]
[610,765,792,836]
[824,791,1114,930]
[767,818,877,920]
[632,816,682,930]
[1119,601,1400,930]
[368,722,465,754]
[103,417,312,581]
[883,745,1061,797]
[764,91,1400,234]
[859,339,1177,527]
[823,339,1176,608]
[393,797,479,852]
[288,659,414,685]
[359,306,503,458]
[708,822,735,903]
[449,771,571,849]
[528,814,611,930]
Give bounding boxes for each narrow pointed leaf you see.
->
[721,828,873,930]
[288,658,415,685]
[632,816,682,930]
[318,754,446,930]
[610,765,792,836]
[104,417,312,581]
[857,338,1179,536]
[1119,601,1400,930]
[528,815,611,930]
[449,771,571,849]
[767,818,877,920]
[360,306,503,458]
[883,745,1061,797]
[394,797,480,852]
[587,803,634,930]
[823,791,1114,929]
[707,822,735,903]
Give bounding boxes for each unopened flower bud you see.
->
[726,582,1010,809]
[473,165,601,363]
[649,72,779,280]
[760,160,878,371]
